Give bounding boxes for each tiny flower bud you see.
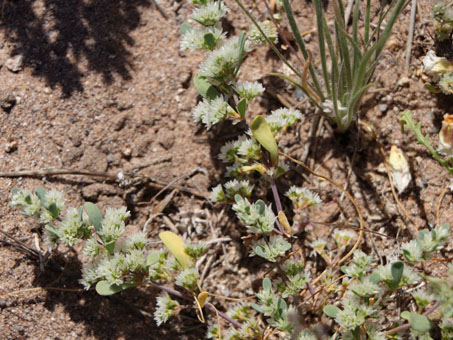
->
[388,145,411,194]
[439,114,453,157]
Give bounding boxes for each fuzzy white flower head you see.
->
[10,189,42,217]
[98,207,130,243]
[124,249,146,272]
[45,189,65,212]
[199,36,251,81]
[175,267,200,289]
[388,145,412,194]
[97,253,126,286]
[180,25,226,51]
[191,1,228,26]
[423,50,452,81]
[58,207,90,246]
[438,114,453,157]
[266,108,302,132]
[286,186,321,208]
[83,236,100,259]
[248,20,278,45]
[193,96,234,129]
[224,179,254,198]
[237,137,261,160]
[250,235,291,262]
[124,231,148,250]
[333,229,357,248]
[209,184,225,202]
[79,263,101,290]
[154,292,180,326]
[310,238,327,257]
[235,81,265,101]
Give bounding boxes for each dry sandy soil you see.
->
[0,0,452,339]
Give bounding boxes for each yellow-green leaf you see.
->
[159,231,193,268]
[197,291,209,308]
[278,211,292,236]
[250,115,278,166]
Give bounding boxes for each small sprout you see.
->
[248,20,278,45]
[388,145,412,194]
[439,114,453,158]
[154,292,180,326]
[191,1,228,26]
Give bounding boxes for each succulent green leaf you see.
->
[146,252,160,266]
[237,98,247,118]
[105,241,116,254]
[180,23,192,34]
[262,277,272,291]
[203,32,216,49]
[47,202,59,218]
[251,303,264,313]
[84,202,103,233]
[250,115,279,166]
[194,74,220,100]
[324,305,340,318]
[390,261,404,290]
[35,187,47,205]
[369,272,381,284]
[401,311,432,333]
[255,200,266,214]
[95,280,134,296]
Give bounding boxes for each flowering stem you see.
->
[148,280,242,329]
[269,175,285,234]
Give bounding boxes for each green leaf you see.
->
[255,200,266,214]
[105,241,116,254]
[159,231,193,268]
[203,32,216,49]
[390,261,404,290]
[47,202,59,218]
[11,188,20,195]
[424,82,442,94]
[95,280,134,296]
[369,272,381,284]
[323,305,340,318]
[146,252,160,266]
[401,311,432,333]
[180,23,192,35]
[262,277,272,291]
[84,202,103,233]
[276,298,287,318]
[250,115,279,166]
[251,303,264,313]
[35,187,47,205]
[24,195,32,205]
[193,74,220,100]
[234,31,246,76]
[236,98,247,118]
[234,194,242,203]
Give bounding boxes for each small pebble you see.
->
[5,55,24,73]
[379,104,388,113]
[5,140,17,153]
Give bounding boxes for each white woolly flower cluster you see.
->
[235,81,265,101]
[333,229,357,248]
[209,179,254,202]
[232,196,276,234]
[193,96,234,129]
[423,50,452,81]
[218,136,261,163]
[266,108,302,132]
[154,292,180,326]
[335,293,376,330]
[401,224,450,264]
[286,186,321,208]
[180,25,226,51]
[248,20,278,45]
[52,207,91,246]
[342,250,373,279]
[250,235,291,262]
[191,1,228,26]
[175,267,200,290]
[98,207,130,243]
[199,36,251,81]
[10,187,65,222]
[375,262,420,288]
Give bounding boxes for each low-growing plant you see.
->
[234,0,407,132]
[432,0,453,42]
